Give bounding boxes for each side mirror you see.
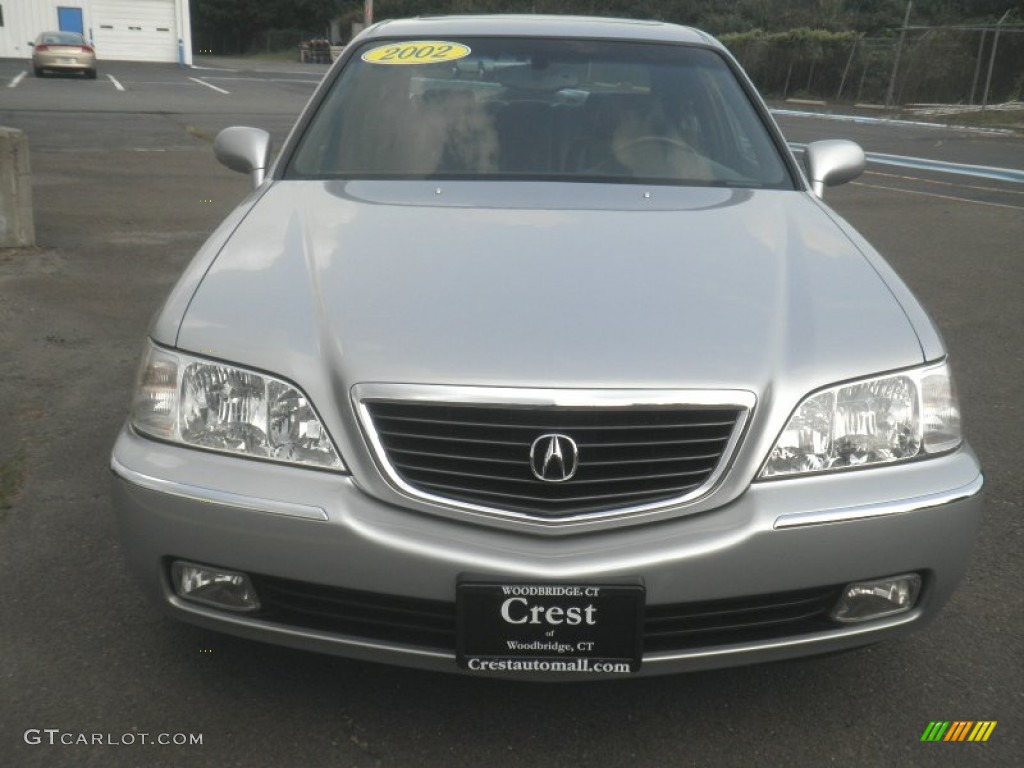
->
[214,127,272,188]
[803,140,865,198]
[28,42,35,47]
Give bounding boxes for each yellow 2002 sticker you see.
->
[362,41,471,65]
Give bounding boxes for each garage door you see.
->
[92,0,178,62]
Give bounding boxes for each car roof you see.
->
[361,15,719,49]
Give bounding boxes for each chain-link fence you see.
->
[192,28,324,57]
[193,20,1024,106]
[726,26,1024,106]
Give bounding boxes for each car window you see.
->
[288,38,792,189]
[41,32,86,45]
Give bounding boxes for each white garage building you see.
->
[0,0,192,64]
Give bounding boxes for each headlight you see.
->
[130,342,345,471]
[760,361,960,479]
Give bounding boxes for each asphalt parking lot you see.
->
[1,58,1021,768]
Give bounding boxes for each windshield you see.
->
[288,37,793,189]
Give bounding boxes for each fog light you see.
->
[831,574,921,623]
[171,561,260,612]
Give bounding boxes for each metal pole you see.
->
[969,30,986,105]
[836,34,861,102]
[856,55,868,103]
[782,58,793,100]
[365,0,374,26]
[981,10,1012,111]
[885,0,913,109]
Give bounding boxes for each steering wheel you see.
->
[577,136,699,177]
[608,135,702,178]
[614,136,693,153]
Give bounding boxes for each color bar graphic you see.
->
[921,721,996,742]
[967,722,997,742]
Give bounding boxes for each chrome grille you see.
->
[356,387,752,521]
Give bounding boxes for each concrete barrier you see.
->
[0,127,35,248]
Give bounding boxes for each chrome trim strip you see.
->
[110,457,329,522]
[351,383,757,526]
[169,597,452,660]
[170,595,918,667]
[645,609,921,663]
[773,474,983,530]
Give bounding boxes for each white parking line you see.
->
[202,76,322,85]
[107,74,125,91]
[852,181,1024,210]
[867,169,1024,197]
[8,71,27,88]
[188,76,230,95]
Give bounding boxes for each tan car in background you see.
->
[31,31,96,79]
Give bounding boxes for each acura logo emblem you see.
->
[530,434,579,483]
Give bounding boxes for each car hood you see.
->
[176,180,923,395]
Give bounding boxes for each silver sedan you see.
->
[111,15,983,679]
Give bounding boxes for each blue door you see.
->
[57,7,84,35]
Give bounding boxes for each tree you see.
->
[192,0,357,52]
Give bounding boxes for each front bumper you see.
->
[110,426,984,679]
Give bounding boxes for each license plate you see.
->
[457,581,644,674]
[60,58,74,64]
